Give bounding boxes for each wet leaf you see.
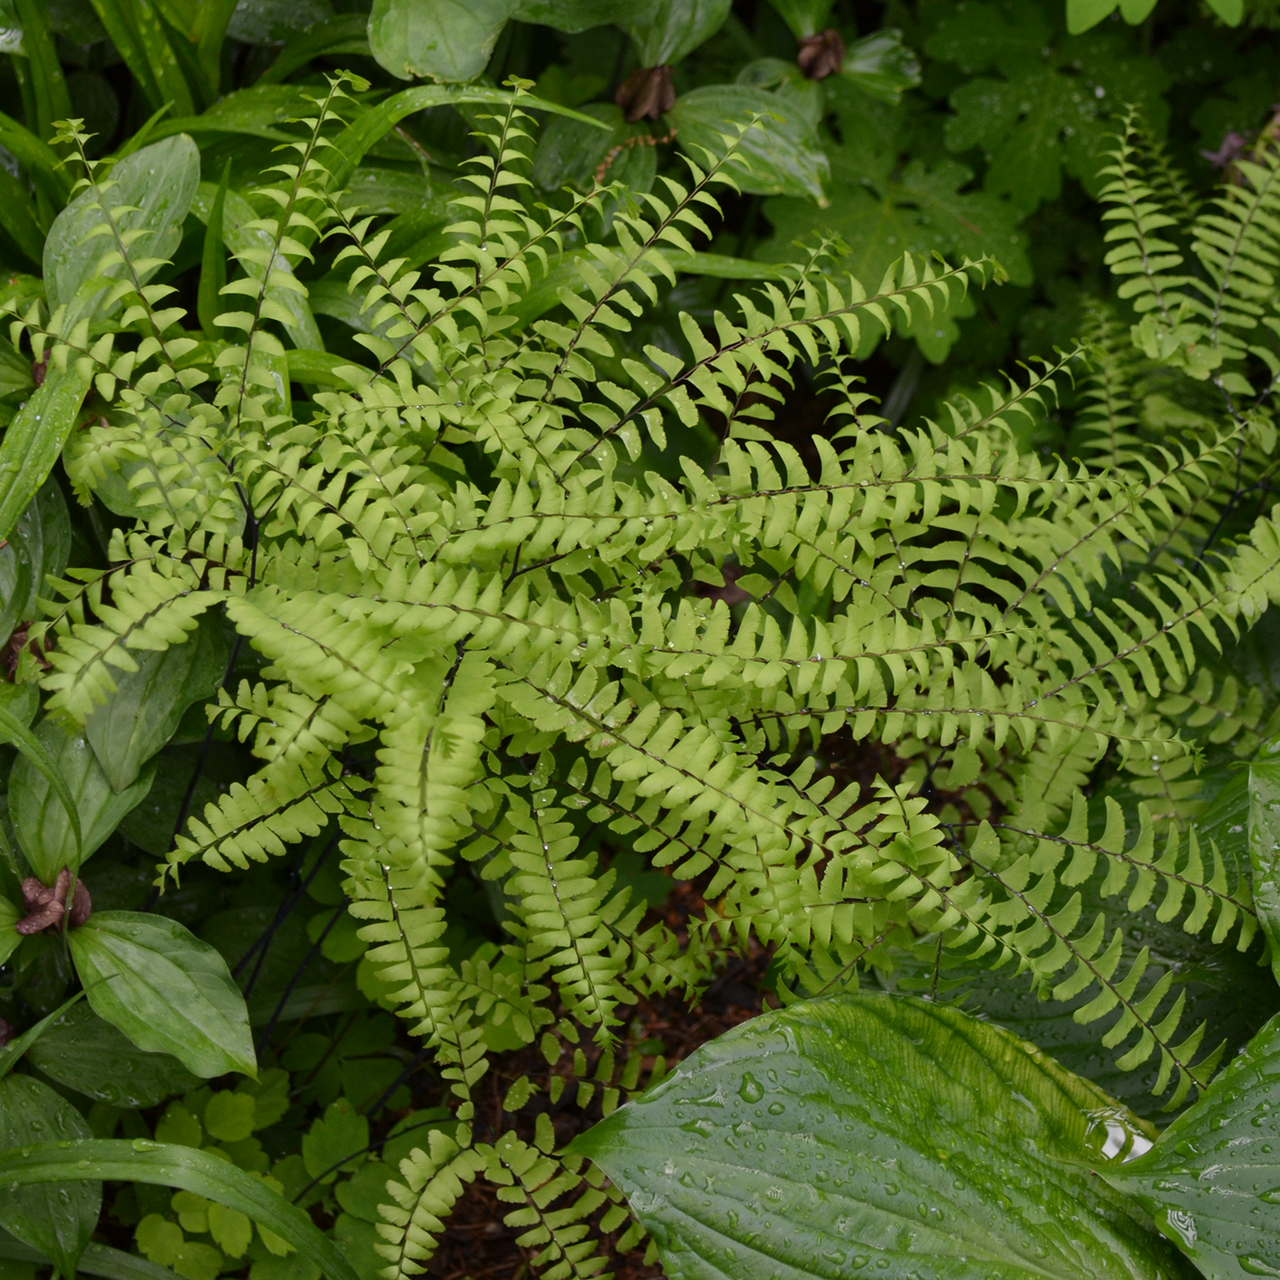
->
[0,1073,100,1280]
[1104,1009,1280,1278]
[68,911,256,1079]
[571,993,1192,1280]
[9,719,154,881]
[26,1001,200,1107]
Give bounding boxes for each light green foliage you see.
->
[10,68,1280,1270]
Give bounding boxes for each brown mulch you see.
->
[424,925,776,1280]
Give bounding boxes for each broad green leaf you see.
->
[670,86,830,200]
[367,0,515,83]
[2,711,92,871]
[226,0,330,43]
[0,1233,182,1280]
[258,13,369,85]
[0,111,72,208]
[571,994,1190,1280]
[512,0,630,31]
[0,1074,100,1280]
[1206,0,1244,22]
[0,479,69,645]
[0,894,18,966]
[84,614,227,792]
[619,0,731,67]
[190,183,323,352]
[0,368,91,544]
[26,1001,200,1107]
[1105,1010,1280,1278]
[0,1140,359,1280]
[531,104,658,194]
[68,910,257,1079]
[155,84,317,145]
[841,29,921,103]
[0,333,34,400]
[0,165,46,265]
[328,85,608,191]
[10,718,153,880]
[766,0,832,38]
[1066,0,1118,33]
[0,991,87,1080]
[0,0,21,53]
[44,134,200,326]
[1250,757,1280,980]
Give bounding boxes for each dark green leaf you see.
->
[367,0,514,83]
[198,161,230,340]
[840,29,921,103]
[0,991,86,1080]
[0,1073,100,1280]
[45,133,199,326]
[0,479,69,646]
[257,14,369,86]
[301,1099,368,1182]
[11,0,71,141]
[26,1001,201,1107]
[68,910,256,1079]
[765,0,830,38]
[619,0,731,67]
[191,182,323,351]
[0,1234,182,1280]
[512,0,629,31]
[670,85,830,200]
[1105,1009,1280,1278]
[571,993,1190,1280]
[0,368,90,544]
[83,614,227,793]
[531,104,657,194]
[0,110,72,208]
[0,893,19,966]
[328,85,609,191]
[83,0,194,115]
[10,719,153,880]
[0,1140,359,1280]
[226,0,330,44]
[1250,756,1280,980]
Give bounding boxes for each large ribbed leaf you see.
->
[1104,1010,1280,1279]
[571,994,1193,1280]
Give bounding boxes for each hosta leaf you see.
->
[67,911,256,1080]
[0,1140,358,1280]
[26,1001,200,1108]
[0,1073,100,1280]
[0,894,19,966]
[9,719,154,881]
[84,616,228,793]
[1249,756,1280,981]
[1104,1010,1280,1279]
[571,993,1192,1280]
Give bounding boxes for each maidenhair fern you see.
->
[12,79,1280,1273]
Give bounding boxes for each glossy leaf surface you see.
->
[670,86,830,200]
[619,0,731,66]
[83,616,227,793]
[68,911,256,1079]
[0,479,69,645]
[367,0,515,83]
[0,1073,100,1280]
[1105,1010,1280,1279]
[27,1001,200,1107]
[1249,756,1280,980]
[0,1140,358,1280]
[572,994,1189,1280]
[43,135,199,326]
[10,719,153,880]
